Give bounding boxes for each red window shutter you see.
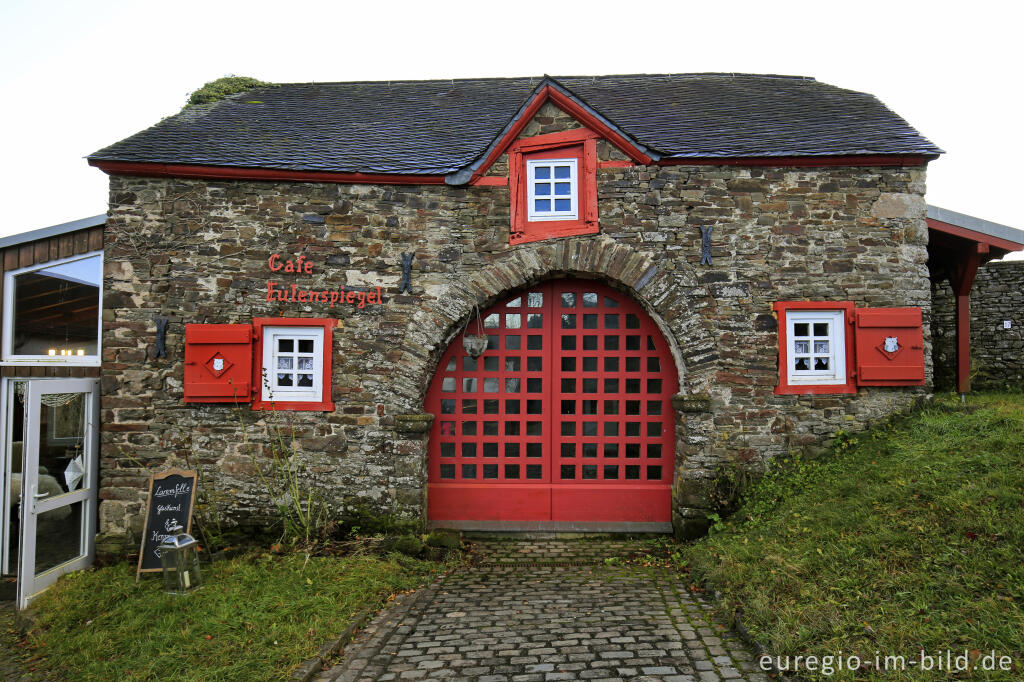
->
[184,324,254,402]
[854,308,925,386]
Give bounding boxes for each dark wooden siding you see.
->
[0,226,104,379]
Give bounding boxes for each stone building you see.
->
[83,73,948,541]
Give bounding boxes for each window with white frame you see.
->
[527,158,578,221]
[2,252,102,364]
[786,310,846,385]
[261,326,324,403]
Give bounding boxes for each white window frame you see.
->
[526,158,578,221]
[261,326,324,403]
[1,251,103,366]
[785,310,846,385]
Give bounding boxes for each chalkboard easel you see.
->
[136,468,197,580]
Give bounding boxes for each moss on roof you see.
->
[185,76,275,107]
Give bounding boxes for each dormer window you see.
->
[527,159,578,221]
[509,129,599,245]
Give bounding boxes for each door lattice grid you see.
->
[426,279,677,524]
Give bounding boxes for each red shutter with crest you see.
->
[854,308,925,386]
[184,324,254,402]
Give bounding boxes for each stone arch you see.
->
[390,236,718,412]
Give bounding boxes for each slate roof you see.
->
[89,74,942,178]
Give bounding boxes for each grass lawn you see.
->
[684,392,1024,679]
[14,550,443,681]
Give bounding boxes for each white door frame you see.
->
[15,378,100,610]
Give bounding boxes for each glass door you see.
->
[16,379,99,609]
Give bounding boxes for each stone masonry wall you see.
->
[99,104,933,541]
[932,260,1024,391]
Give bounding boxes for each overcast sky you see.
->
[1,0,1021,260]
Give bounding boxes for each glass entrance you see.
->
[4,379,99,609]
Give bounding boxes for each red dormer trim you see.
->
[466,85,653,186]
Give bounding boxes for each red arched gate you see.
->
[425,279,677,528]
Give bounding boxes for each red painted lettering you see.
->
[268,254,282,271]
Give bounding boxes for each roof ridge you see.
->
[249,73,818,87]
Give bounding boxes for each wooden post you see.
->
[952,246,986,393]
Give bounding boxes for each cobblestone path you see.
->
[318,539,766,682]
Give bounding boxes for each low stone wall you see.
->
[932,260,1024,391]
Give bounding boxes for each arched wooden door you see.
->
[425,279,677,530]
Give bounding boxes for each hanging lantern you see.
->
[159,523,202,595]
[462,304,489,358]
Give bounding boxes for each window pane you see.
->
[506,357,521,371]
[561,293,576,308]
[554,199,571,211]
[534,183,551,195]
[277,357,294,369]
[484,356,499,371]
[795,358,810,370]
[505,314,521,329]
[794,323,809,336]
[528,335,543,350]
[813,323,829,336]
[561,314,577,329]
[484,314,499,328]
[506,335,521,349]
[298,339,314,353]
[582,292,598,307]
[278,339,294,353]
[277,373,293,387]
[815,358,830,370]
[554,182,571,195]
[534,166,551,179]
[528,292,543,307]
[297,374,313,387]
[534,199,550,212]
[462,378,477,392]
[815,341,829,354]
[506,296,521,308]
[527,314,543,328]
[554,165,571,179]
[297,357,314,370]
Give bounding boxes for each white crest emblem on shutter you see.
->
[883,337,899,353]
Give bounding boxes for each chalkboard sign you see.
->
[136,468,197,578]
